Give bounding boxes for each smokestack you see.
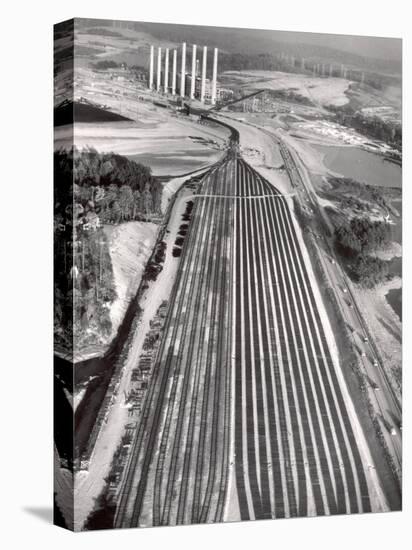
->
[180,42,186,97]
[191,44,197,99]
[164,48,169,93]
[149,45,154,90]
[201,46,207,103]
[211,47,218,105]
[157,47,162,92]
[172,49,177,95]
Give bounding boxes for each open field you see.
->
[221,71,351,106]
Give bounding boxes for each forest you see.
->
[54,148,163,355]
[330,103,402,149]
[334,217,392,288]
[335,217,391,256]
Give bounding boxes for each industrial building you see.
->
[148,42,220,104]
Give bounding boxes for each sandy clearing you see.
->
[104,221,158,336]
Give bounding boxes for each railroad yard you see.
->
[114,145,390,527]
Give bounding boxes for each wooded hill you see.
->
[54,148,163,356]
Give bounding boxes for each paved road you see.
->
[115,154,374,528]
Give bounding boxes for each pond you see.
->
[316,145,402,188]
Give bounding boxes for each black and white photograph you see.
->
[52,15,402,532]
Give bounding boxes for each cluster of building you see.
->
[148,42,220,104]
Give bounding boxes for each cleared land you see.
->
[104,221,158,335]
[221,71,351,107]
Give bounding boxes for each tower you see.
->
[211,47,218,105]
[201,45,207,103]
[164,48,169,93]
[172,49,177,95]
[149,45,154,90]
[180,42,186,97]
[156,47,161,92]
[191,44,197,99]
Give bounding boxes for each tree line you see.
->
[330,104,402,149]
[55,147,162,227]
[334,216,392,288]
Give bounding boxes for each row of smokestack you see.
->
[149,43,218,104]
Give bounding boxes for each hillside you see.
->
[54,149,163,359]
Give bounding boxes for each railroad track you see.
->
[196,165,233,524]
[152,178,214,525]
[114,163,218,527]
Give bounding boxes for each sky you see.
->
[272,30,401,62]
